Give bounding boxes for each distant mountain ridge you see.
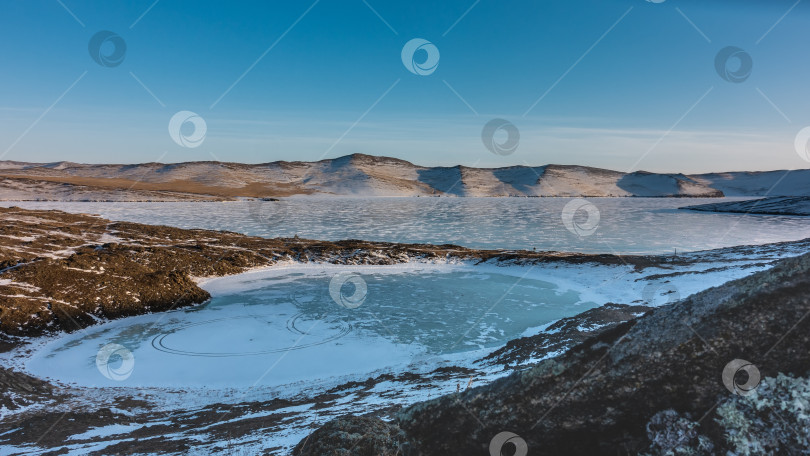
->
[0,153,808,200]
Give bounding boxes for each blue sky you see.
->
[1,0,809,172]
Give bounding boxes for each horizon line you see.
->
[2,152,808,176]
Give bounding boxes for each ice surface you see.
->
[23,254,781,391]
[25,265,594,388]
[4,197,810,254]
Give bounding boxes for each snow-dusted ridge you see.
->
[3,154,808,199]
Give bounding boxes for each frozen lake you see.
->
[13,197,810,390]
[26,264,597,388]
[10,197,809,454]
[5,197,810,254]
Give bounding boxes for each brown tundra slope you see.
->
[295,252,810,455]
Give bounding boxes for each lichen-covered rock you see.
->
[642,410,713,456]
[714,373,810,455]
[641,373,810,455]
[292,416,407,456]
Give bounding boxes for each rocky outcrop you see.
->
[0,367,58,411]
[297,251,810,455]
[293,416,407,456]
[479,303,651,368]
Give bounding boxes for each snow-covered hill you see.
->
[682,196,810,216]
[689,170,810,197]
[0,154,807,199]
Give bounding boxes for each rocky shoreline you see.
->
[2,206,810,454]
[0,206,723,341]
[295,252,810,455]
